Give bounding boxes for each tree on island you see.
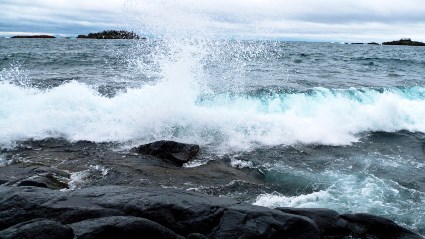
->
[77,30,142,39]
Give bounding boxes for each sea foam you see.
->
[254,173,425,231]
[1,76,425,151]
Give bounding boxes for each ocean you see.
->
[0,38,424,235]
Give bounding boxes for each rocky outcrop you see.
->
[77,30,141,39]
[0,219,73,239]
[0,186,422,239]
[11,35,55,38]
[133,140,200,166]
[382,38,425,46]
[278,208,421,239]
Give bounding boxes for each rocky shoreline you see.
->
[0,139,423,239]
[0,185,422,239]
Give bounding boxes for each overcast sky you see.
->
[1,0,425,42]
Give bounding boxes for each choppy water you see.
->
[1,38,425,235]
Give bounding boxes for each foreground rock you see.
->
[11,35,55,38]
[382,38,425,46]
[133,140,200,166]
[0,186,422,239]
[77,30,141,39]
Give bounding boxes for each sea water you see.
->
[1,37,425,235]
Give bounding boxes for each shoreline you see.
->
[0,138,423,238]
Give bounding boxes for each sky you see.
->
[1,0,425,42]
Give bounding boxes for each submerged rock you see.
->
[133,140,200,166]
[0,186,422,239]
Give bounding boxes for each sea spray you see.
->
[2,77,425,150]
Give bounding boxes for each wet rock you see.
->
[0,219,73,239]
[134,140,200,166]
[1,186,420,239]
[278,208,423,239]
[278,208,352,237]
[0,186,319,239]
[187,233,208,239]
[341,213,423,239]
[16,173,68,190]
[70,216,184,239]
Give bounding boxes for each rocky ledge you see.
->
[0,185,422,239]
[77,30,142,39]
[382,38,425,46]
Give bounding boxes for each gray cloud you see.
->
[1,0,425,42]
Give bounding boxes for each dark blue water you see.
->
[1,38,424,235]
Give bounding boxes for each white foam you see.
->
[254,173,425,231]
[67,165,110,190]
[0,155,5,167]
[1,77,425,151]
[231,158,254,169]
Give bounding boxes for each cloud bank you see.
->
[1,0,425,42]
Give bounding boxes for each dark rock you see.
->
[17,180,48,188]
[382,38,425,46]
[77,30,142,39]
[341,213,423,239]
[11,35,55,38]
[70,216,184,239]
[187,233,208,239]
[0,186,421,239]
[278,208,423,239]
[0,186,320,239]
[16,173,68,190]
[0,219,73,239]
[133,140,200,166]
[368,42,380,45]
[278,208,350,236]
[351,43,364,44]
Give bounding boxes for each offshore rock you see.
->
[0,186,422,239]
[77,30,141,39]
[382,38,425,46]
[11,35,55,38]
[134,140,200,166]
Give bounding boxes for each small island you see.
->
[11,35,55,38]
[382,38,425,46]
[77,30,142,39]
